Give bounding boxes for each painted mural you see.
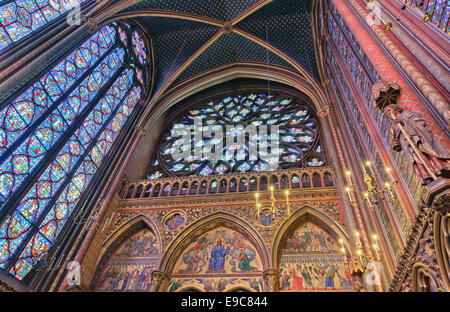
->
[95,229,160,291]
[165,213,185,231]
[168,277,263,292]
[170,226,263,291]
[279,222,354,291]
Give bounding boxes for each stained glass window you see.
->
[0,0,90,51]
[147,93,326,179]
[131,30,147,65]
[404,0,450,34]
[0,22,150,280]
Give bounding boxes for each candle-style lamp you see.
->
[354,231,366,266]
[345,186,355,205]
[254,185,293,220]
[345,170,354,186]
[285,190,291,216]
[372,234,381,261]
[362,162,375,193]
[384,182,397,201]
[363,192,374,210]
[270,186,276,214]
[385,167,398,185]
[339,238,346,255]
[255,193,260,216]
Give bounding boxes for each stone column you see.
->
[151,270,171,292]
[263,269,280,292]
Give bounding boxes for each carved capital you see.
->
[263,268,280,292]
[81,16,98,32]
[318,106,330,117]
[135,125,147,136]
[151,270,170,292]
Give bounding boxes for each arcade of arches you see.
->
[0,0,448,292]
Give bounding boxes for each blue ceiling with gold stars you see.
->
[117,0,319,94]
[138,16,220,92]
[236,0,318,79]
[172,32,294,85]
[122,0,263,22]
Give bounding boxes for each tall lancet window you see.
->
[0,21,150,280]
[147,92,326,179]
[0,0,90,51]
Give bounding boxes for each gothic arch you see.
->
[411,263,443,292]
[175,286,203,292]
[138,63,329,132]
[90,215,163,290]
[434,210,450,290]
[271,206,351,268]
[226,286,256,292]
[159,212,269,275]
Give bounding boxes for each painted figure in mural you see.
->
[231,232,253,250]
[325,265,339,289]
[95,229,160,291]
[384,104,450,185]
[237,248,255,271]
[179,236,209,273]
[217,279,228,292]
[208,238,230,272]
[143,235,158,255]
[259,210,274,226]
[200,279,214,292]
[280,269,291,290]
[291,265,304,290]
[184,250,205,273]
[166,214,185,230]
[301,266,313,289]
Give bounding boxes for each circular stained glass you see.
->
[148,92,326,178]
[131,31,147,65]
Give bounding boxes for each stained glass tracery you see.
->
[131,30,147,65]
[0,0,90,51]
[0,22,150,280]
[0,47,125,206]
[148,93,326,179]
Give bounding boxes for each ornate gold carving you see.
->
[263,268,280,292]
[389,191,449,292]
[151,270,170,292]
[318,106,330,117]
[222,22,233,33]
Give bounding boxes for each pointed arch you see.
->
[271,206,351,268]
[159,212,269,274]
[90,214,163,290]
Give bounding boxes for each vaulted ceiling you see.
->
[112,0,320,100]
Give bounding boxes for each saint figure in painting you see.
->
[280,269,291,290]
[291,265,304,290]
[208,239,229,272]
[237,249,255,271]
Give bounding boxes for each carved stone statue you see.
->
[384,104,450,185]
